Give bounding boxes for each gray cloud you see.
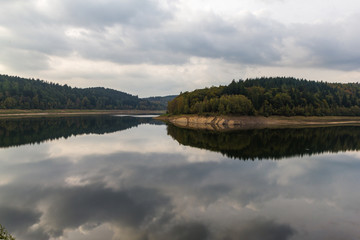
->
[0,206,40,233]
[62,0,173,28]
[0,49,51,71]
[153,218,295,240]
[69,12,285,65]
[294,15,360,70]
[221,219,296,240]
[0,0,173,29]
[0,0,175,71]
[1,0,360,83]
[166,222,209,240]
[159,14,284,64]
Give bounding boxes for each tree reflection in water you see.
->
[1,117,360,240]
[0,115,163,148]
[167,124,360,160]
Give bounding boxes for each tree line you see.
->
[168,77,360,116]
[0,74,172,110]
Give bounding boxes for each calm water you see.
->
[0,115,360,240]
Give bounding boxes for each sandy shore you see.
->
[156,115,360,130]
[0,110,165,119]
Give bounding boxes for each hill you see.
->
[168,77,360,116]
[0,74,174,110]
[143,95,178,110]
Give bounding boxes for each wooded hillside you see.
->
[0,74,172,110]
[168,77,360,116]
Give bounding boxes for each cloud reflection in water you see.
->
[0,117,359,239]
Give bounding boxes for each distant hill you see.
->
[143,95,177,110]
[168,77,360,116]
[0,74,175,110]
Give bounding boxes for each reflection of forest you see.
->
[0,115,163,148]
[167,124,360,160]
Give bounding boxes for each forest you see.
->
[0,74,173,110]
[168,77,360,116]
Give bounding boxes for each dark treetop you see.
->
[0,74,175,110]
[168,77,360,116]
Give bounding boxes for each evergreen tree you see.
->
[168,77,360,116]
[0,74,171,110]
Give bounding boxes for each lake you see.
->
[0,115,360,240]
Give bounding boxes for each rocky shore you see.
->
[156,115,360,131]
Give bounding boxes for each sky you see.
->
[1,0,360,97]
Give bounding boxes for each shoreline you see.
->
[0,109,165,119]
[156,115,360,131]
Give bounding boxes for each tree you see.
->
[81,96,91,109]
[0,74,166,110]
[3,97,17,109]
[166,76,360,116]
[0,224,15,240]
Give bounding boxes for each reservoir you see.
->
[0,115,359,240]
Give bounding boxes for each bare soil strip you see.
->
[156,115,360,131]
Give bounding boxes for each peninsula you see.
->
[160,77,360,130]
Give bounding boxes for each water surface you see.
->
[0,115,359,240]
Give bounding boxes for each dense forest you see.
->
[167,125,360,160]
[168,77,360,116]
[0,74,174,110]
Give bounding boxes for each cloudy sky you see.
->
[1,0,360,97]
